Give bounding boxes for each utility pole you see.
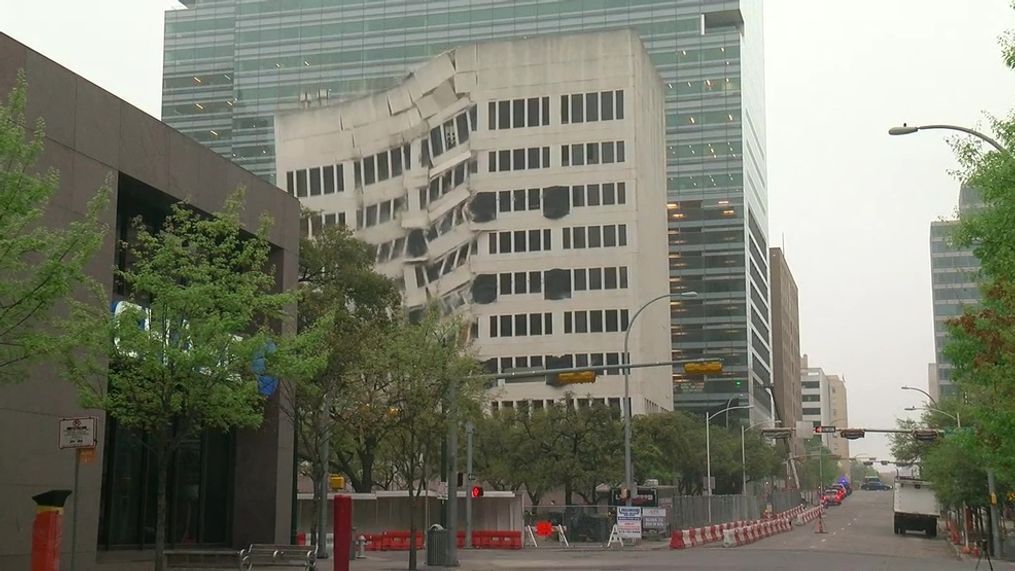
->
[445,376,459,566]
[465,421,475,549]
[988,468,1002,558]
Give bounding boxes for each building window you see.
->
[562,309,630,334]
[489,312,553,337]
[562,225,628,250]
[488,146,551,172]
[561,141,625,167]
[561,90,624,123]
[488,229,552,254]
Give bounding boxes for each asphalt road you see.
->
[341,491,1009,570]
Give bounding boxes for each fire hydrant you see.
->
[355,535,367,559]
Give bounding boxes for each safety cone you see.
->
[814,512,827,534]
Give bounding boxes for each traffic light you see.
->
[547,370,596,386]
[471,486,484,498]
[880,460,890,466]
[912,429,942,443]
[683,360,723,375]
[839,428,866,440]
[456,472,464,487]
[862,460,874,466]
[761,428,794,439]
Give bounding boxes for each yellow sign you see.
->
[329,475,346,490]
[555,371,597,385]
[78,447,97,464]
[682,361,723,375]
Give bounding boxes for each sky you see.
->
[2,1,1013,464]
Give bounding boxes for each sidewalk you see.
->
[318,542,668,571]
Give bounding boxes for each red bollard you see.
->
[31,490,72,571]
[333,495,352,571]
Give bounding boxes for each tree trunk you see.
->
[357,446,375,493]
[564,481,573,506]
[407,490,418,571]
[154,451,169,571]
[316,409,330,559]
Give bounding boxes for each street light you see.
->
[888,124,1008,153]
[706,403,752,522]
[891,124,1007,557]
[741,420,778,494]
[903,406,961,429]
[901,385,938,406]
[622,291,698,507]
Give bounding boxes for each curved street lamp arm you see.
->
[915,124,1007,153]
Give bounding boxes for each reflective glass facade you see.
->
[163,0,772,420]
[928,185,983,397]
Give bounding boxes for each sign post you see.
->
[59,417,97,571]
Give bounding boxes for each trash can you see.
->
[426,524,450,566]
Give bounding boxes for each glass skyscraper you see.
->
[163,0,773,421]
[928,184,982,398]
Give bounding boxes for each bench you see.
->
[164,549,244,570]
[240,544,316,570]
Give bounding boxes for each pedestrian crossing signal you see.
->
[471,486,484,498]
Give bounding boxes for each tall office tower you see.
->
[275,30,673,413]
[826,374,849,464]
[769,247,802,456]
[163,0,771,422]
[929,183,982,398]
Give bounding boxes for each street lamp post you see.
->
[706,403,753,522]
[741,420,778,495]
[891,119,1006,554]
[622,291,698,507]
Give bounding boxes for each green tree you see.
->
[355,309,482,570]
[944,6,1015,486]
[66,192,290,571]
[0,73,110,383]
[273,221,400,553]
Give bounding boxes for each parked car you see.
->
[823,488,843,506]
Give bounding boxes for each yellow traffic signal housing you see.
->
[548,370,597,386]
[329,474,345,490]
[682,361,723,375]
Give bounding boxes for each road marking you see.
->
[821,538,827,543]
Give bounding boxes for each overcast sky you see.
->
[2,1,1013,463]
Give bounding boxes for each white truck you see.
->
[893,477,940,537]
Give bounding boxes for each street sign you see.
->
[616,507,642,539]
[641,507,667,531]
[59,417,97,449]
[814,425,837,434]
[551,371,596,385]
[436,481,448,501]
[610,487,657,507]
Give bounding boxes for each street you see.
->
[342,491,1011,570]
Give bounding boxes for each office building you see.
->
[163,0,772,423]
[275,30,671,412]
[800,357,849,464]
[826,374,849,463]
[0,34,298,569]
[769,247,802,456]
[929,183,982,398]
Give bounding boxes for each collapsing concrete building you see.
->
[275,29,672,413]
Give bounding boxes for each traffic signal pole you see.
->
[446,376,459,566]
[465,422,475,549]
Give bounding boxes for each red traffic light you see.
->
[471,486,484,498]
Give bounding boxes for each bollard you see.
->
[30,490,72,571]
[333,495,352,571]
[356,535,367,559]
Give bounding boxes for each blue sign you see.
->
[111,300,279,397]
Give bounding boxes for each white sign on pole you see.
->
[616,506,642,539]
[641,507,667,531]
[59,417,97,449]
[436,481,448,501]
